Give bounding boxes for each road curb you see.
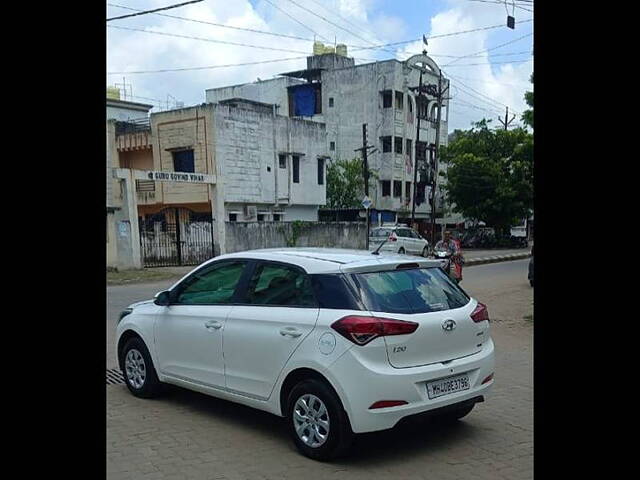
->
[466,252,531,266]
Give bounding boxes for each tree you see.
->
[522,73,533,129]
[440,119,533,236]
[325,157,375,209]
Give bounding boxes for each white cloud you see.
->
[395,0,532,131]
[107,0,532,130]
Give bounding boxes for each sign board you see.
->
[362,196,372,209]
[113,168,216,184]
[118,221,130,238]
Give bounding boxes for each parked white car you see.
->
[369,225,430,256]
[116,248,494,460]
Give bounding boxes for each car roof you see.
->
[203,248,441,274]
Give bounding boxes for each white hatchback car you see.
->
[116,248,494,460]
[369,226,430,256]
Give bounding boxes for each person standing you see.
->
[435,231,464,282]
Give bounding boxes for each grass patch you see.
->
[107,269,181,286]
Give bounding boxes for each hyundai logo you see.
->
[442,319,456,332]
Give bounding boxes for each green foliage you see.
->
[440,119,533,235]
[521,73,533,129]
[325,157,376,209]
[279,220,308,247]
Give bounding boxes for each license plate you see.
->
[426,373,470,399]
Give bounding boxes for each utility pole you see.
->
[429,70,449,246]
[498,106,516,130]
[355,123,376,249]
[411,70,423,229]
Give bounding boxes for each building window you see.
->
[273,213,282,222]
[229,213,238,222]
[172,149,195,173]
[394,136,403,154]
[393,180,402,198]
[293,155,300,183]
[381,180,391,197]
[330,141,335,151]
[405,181,411,202]
[318,158,325,185]
[288,84,322,116]
[381,90,392,108]
[329,97,334,107]
[395,91,403,110]
[406,139,412,156]
[381,136,392,153]
[257,214,266,222]
[279,154,286,168]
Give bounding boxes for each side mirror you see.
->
[154,290,171,306]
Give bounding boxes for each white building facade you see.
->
[206,51,461,228]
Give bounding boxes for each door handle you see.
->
[279,327,302,338]
[204,320,222,330]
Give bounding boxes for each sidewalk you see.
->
[463,246,532,266]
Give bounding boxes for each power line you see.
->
[107,3,316,42]
[306,0,380,43]
[350,18,532,52]
[107,56,308,75]
[107,24,313,54]
[107,0,203,22]
[443,58,532,67]
[443,32,532,66]
[461,0,534,12]
[262,0,331,42]
[447,71,519,113]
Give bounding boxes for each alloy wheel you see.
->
[125,349,146,389]
[293,394,330,448]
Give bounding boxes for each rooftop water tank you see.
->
[336,44,347,56]
[313,41,325,55]
[323,45,335,54]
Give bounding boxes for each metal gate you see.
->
[139,207,214,267]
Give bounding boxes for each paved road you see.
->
[107,260,532,479]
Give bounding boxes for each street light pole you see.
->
[430,70,443,246]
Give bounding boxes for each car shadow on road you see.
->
[157,385,482,464]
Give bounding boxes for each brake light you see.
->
[470,302,490,323]
[389,232,398,242]
[369,400,408,409]
[331,315,419,345]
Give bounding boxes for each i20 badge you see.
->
[441,319,456,332]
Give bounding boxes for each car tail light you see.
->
[389,232,398,242]
[331,315,419,346]
[481,373,494,384]
[470,302,490,323]
[369,400,408,409]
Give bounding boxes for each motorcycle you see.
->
[432,247,464,284]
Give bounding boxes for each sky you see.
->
[106,0,533,131]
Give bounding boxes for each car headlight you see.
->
[118,308,133,323]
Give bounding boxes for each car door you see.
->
[153,260,249,389]
[223,261,320,400]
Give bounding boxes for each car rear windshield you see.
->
[371,228,392,238]
[351,267,470,314]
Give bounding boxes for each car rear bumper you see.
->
[328,338,495,433]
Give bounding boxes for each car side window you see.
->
[410,230,421,239]
[244,263,317,307]
[174,261,246,305]
[396,229,409,238]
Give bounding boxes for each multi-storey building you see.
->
[206,48,461,232]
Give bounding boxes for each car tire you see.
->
[398,247,405,254]
[286,379,354,461]
[435,403,475,424]
[121,337,163,399]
